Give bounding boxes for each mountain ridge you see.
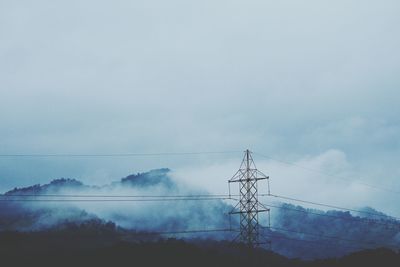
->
[0,168,399,259]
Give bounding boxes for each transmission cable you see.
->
[253,151,400,195]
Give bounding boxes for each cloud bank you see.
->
[0,1,399,218]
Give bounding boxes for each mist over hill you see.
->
[1,168,399,259]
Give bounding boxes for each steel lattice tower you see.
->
[229,149,270,247]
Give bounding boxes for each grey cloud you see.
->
[0,0,399,213]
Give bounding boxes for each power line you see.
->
[259,202,400,229]
[133,226,396,251]
[267,226,380,246]
[266,234,370,251]
[1,149,397,196]
[0,151,241,158]
[2,192,399,221]
[5,195,396,231]
[253,151,400,195]
[1,149,398,253]
[0,197,237,202]
[1,194,399,228]
[125,228,239,236]
[261,193,400,221]
[153,227,399,251]
[0,194,233,198]
[2,192,399,220]
[265,227,400,251]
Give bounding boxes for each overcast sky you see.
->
[0,1,399,214]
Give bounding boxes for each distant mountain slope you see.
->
[5,178,89,195]
[4,168,174,195]
[120,168,174,188]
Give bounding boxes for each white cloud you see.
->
[173,149,400,216]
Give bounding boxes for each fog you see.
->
[1,1,399,216]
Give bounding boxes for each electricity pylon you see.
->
[229,149,270,248]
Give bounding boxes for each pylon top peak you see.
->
[229,150,268,183]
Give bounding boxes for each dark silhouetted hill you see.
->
[0,230,399,267]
